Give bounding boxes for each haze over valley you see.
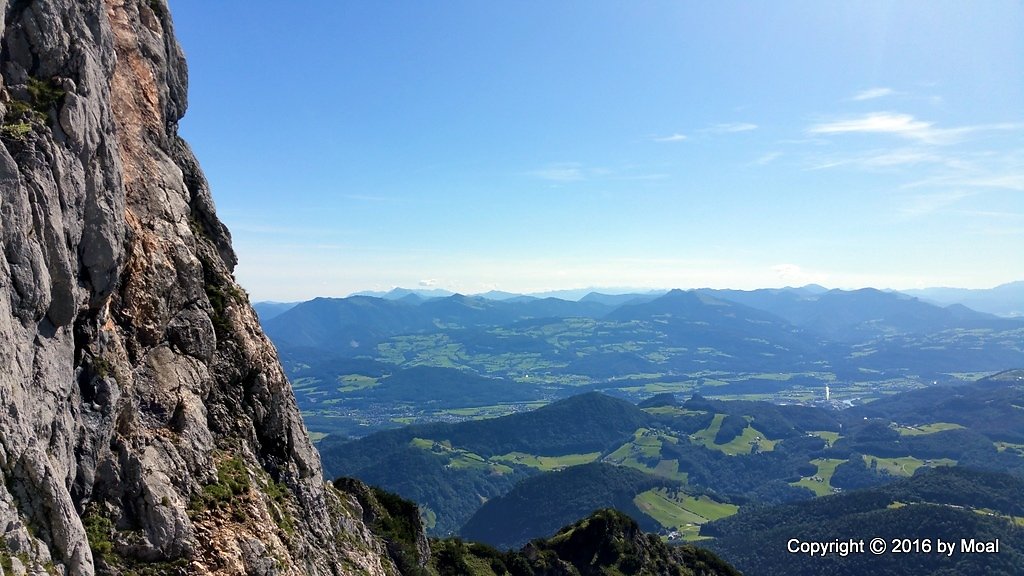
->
[254,282,1024,437]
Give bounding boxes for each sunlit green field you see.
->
[409,438,514,474]
[690,414,726,446]
[995,441,1024,454]
[336,374,379,392]
[492,451,601,471]
[862,455,957,476]
[792,458,846,496]
[602,429,688,481]
[689,415,775,455]
[808,430,840,446]
[441,402,548,419]
[896,422,965,436]
[634,488,739,540]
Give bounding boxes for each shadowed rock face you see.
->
[0,1,396,574]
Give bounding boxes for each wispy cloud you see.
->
[859,149,946,168]
[898,190,976,218]
[897,148,1024,192]
[851,87,897,101]
[528,163,672,184]
[529,163,585,182]
[806,148,951,171]
[902,172,1024,193]
[807,112,1024,145]
[808,112,941,142]
[707,122,758,133]
[653,133,688,142]
[956,174,1024,191]
[753,151,783,166]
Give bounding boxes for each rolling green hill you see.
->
[433,508,740,576]
[318,393,654,534]
[339,476,740,576]
[703,467,1024,576]
[317,377,1024,545]
[459,463,671,550]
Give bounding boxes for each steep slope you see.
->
[264,296,426,350]
[436,509,740,576]
[703,467,1024,576]
[459,463,670,550]
[337,481,741,576]
[318,393,654,534]
[0,2,396,574]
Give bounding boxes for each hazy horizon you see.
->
[171,2,1022,302]
[244,279,1023,304]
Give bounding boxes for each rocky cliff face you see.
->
[0,1,398,574]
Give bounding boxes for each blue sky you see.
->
[170,1,1023,301]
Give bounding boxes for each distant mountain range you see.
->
[903,280,1024,317]
[258,284,1024,440]
[260,281,1024,317]
[262,286,1023,372]
[262,286,1021,349]
[349,286,668,302]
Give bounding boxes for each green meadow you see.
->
[634,488,739,540]
[492,451,601,471]
[792,458,846,496]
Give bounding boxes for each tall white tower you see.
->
[825,385,831,402]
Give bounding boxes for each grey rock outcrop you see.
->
[1,1,397,574]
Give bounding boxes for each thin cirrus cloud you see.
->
[806,148,950,171]
[897,190,976,218]
[653,124,755,140]
[851,87,897,101]
[653,133,688,142]
[807,112,942,143]
[902,173,1024,193]
[752,151,783,166]
[528,163,586,182]
[706,122,758,133]
[807,112,1024,145]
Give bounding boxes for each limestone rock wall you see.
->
[0,1,395,574]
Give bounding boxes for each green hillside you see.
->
[460,463,671,550]
[704,467,1024,576]
[432,509,740,576]
[318,393,654,534]
[339,477,740,576]
[317,378,1024,555]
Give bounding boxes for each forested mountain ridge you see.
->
[318,376,1024,570]
[704,467,1024,576]
[319,393,654,534]
[337,476,741,576]
[262,286,1024,438]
